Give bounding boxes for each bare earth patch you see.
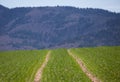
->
[34,51,51,82]
[68,50,101,82]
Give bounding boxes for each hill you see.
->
[0,5,120,50]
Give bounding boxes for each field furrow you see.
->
[68,50,101,82]
[34,51,51,82]
[70,46,120,82]
[41,49,91,82]
[0,46,119,82]
[0,50,48,82]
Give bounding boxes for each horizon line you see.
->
[0,4,120,13]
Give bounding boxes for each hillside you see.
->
[0,5,120,50]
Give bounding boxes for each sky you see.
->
[0,0,120,12]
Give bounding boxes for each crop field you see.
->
[0,50,48,82]
[41,49,91,82]
[0,46,120,82]
[70,46,120,82]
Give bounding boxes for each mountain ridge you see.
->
[0,5,120,50]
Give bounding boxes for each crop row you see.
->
[70,46,120,82]
[0,50,48,82]
[41,49,91,82]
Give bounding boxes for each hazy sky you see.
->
[0,0,120,12]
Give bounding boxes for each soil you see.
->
[34,51,51,82]
[67,50,101,82]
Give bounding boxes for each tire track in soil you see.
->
[68,50,101,82]
[34,51,51,82]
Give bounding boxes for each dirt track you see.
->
[68,50,101,82]
[34,51,51,82]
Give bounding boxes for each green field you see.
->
[0,46,120,82]
[70,46,120,82]
[41,49,91,82]
[0,50,48,82]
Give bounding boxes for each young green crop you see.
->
[41,49,91,82]
[0,50,48,82]
[1,46,119,82]
[70,46,120,82]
